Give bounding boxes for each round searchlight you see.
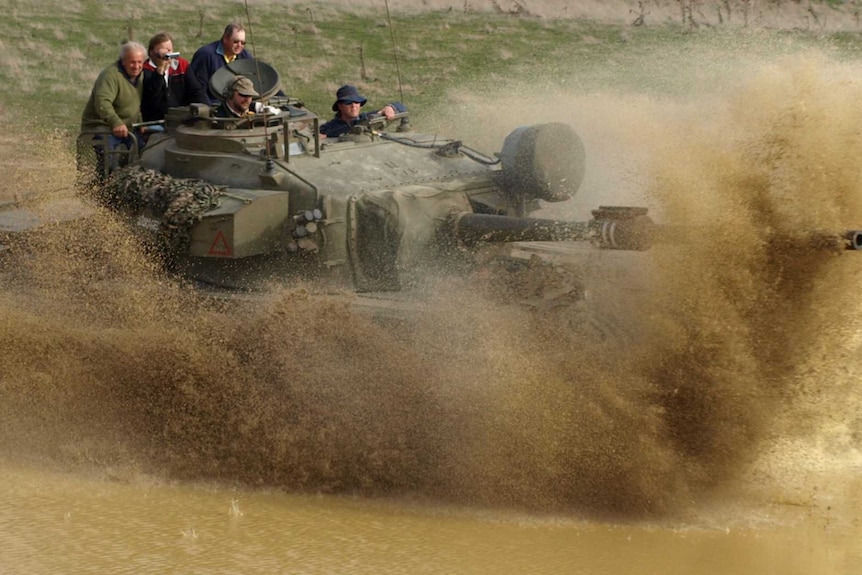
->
[499,122,586,203]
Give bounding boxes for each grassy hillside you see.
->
[4,0,862,136]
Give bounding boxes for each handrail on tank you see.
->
[75,128,141,184]
[285,116,321,161]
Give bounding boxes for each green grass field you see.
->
[4,1,862,138]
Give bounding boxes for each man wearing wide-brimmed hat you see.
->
[320,85,406,138]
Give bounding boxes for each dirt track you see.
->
[0,110,78,205]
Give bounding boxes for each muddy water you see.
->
[3,53,862,573]
[1,460,860,574]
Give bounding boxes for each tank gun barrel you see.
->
[799,230,862,251]
[450,207,862,252]
[451,206,657,250]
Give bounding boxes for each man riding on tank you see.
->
[320,85,406,139]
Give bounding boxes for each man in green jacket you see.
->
[80,41,146,177]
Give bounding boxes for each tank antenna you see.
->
[243,0,274,163]
[243,0,262,80]
[383,0,405,104]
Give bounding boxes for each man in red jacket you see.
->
[142,32,209,123]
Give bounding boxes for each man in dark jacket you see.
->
[320,85,406,138]
[142,32,209,122]
[189,23,251,104]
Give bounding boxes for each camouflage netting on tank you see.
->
[100,166,224,252]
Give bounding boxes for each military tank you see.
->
[72,60,862,301]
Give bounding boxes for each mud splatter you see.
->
[2,55,862,518]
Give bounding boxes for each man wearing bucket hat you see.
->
[215,75,279,118]
[320,85,406,138]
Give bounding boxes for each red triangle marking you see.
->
[208,229,232,256]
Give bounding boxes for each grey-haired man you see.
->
[80,41,147,178]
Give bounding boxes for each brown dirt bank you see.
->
[298,0,861,30]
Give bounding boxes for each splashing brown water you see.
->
[640,55,862,506]
[2,57,861,518]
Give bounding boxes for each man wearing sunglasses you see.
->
[190,22,251,104]
[320,85,406,139]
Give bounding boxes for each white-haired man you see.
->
[81,41,146,139]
